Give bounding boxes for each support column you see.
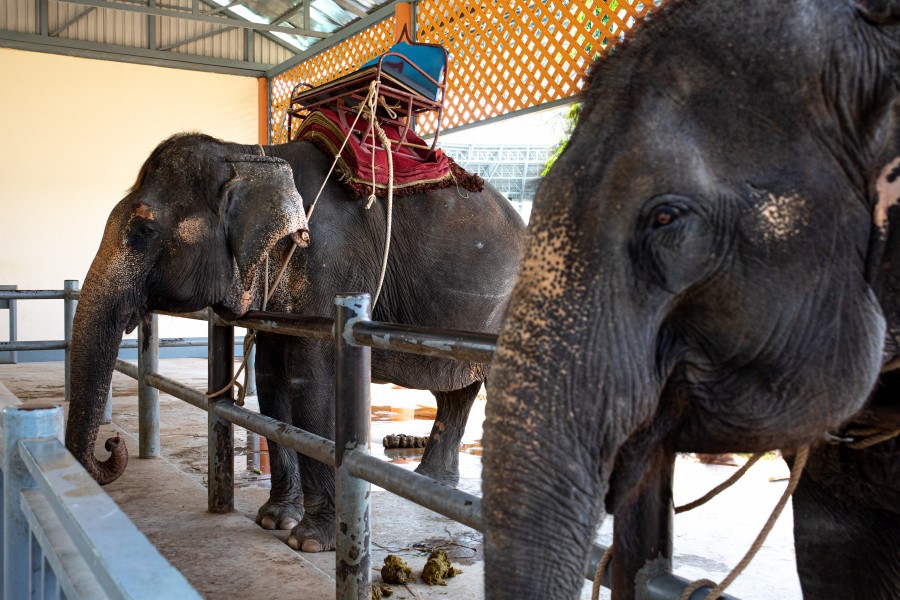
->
[258,77,269,145]
[334,294,372,600]
[394,2,413,41]
[3,404,64,600]
[208,311,234,513]
[138,313,159,458]
[63,280,78,403]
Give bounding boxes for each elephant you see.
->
[482,1,900,599]
[67,133,525,552]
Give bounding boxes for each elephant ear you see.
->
[854,0,900,23]
[221,155,309,295]
[871,101,900,369]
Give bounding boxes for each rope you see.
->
[844,426,900,449]
[306,81,380,223]
[591,545,614,600]
[678,445,810,600]
[366,104,394,308]
[592,449,809,600]
[205,244,299,405]
[675,453,765,514]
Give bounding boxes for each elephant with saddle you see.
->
[67,134,525,552]
[483,1,900,598]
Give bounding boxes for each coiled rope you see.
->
[592,447,810,600]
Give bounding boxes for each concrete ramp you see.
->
[98,423,336,600]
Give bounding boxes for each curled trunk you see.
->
[65,267,132,484]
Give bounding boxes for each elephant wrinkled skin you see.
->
[483,1,900,599]
[67,136,524,552]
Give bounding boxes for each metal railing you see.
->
[2,283,734,599]
[0,401,200,599]
[0,281,256,425]
[119,294,733,600]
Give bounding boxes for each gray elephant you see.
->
[67,134,525,552]
[483,1,900,599]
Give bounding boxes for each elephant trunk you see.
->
[65,255,133,485]
[483,220,659,598]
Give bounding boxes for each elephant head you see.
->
[67,134,308,484]
[483,1,900,597]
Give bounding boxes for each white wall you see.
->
[0,48,259,347]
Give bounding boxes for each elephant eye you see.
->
[650,205,682,229]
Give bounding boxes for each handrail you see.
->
[124,297,732,600]
[5,282,733,599]
[1,403,200,599]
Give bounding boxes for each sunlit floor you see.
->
[0,359,801,599]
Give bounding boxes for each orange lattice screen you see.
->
[268,0,666,142]
[415,0,667,135]
[269,17,396,144]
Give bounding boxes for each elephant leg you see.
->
[285,340,338,553]
[791,438,900,600]
[254,335,304,530]
[415,381,482,486]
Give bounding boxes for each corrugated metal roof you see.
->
[1,0,396,76]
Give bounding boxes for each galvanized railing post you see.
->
[245,333,257,396]
[334,294,372,600]
[207,310,234,513]
[2,403,64,600]
[63,280,78,403]
[138,313,160,458]
[0,285,17,365]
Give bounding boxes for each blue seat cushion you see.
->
[360,41,445,101]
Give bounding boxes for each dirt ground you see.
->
[0,358,802,599]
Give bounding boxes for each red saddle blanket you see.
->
[295,108,482,199]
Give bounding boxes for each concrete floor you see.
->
[0,359,802,599]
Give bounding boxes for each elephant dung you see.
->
[421,550,463,586]
[381,555,413,585]
[382,434,429,448]
[371,582,393,599]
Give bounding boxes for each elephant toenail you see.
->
[260,516,277,530]
[287,536,300,550]
[302,539,325,552]
[279,517,299,530]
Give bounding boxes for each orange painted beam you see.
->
[394,2,413,41]
[258,77,269,145]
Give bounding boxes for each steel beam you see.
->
[0,30,269,76]
[56,0,329,37]
[148,0,157,50]
[196,0,300,56]
[158,25,235,51]
[201,0,243,15]
[331,0,366,18]
[50,7,96,36]
[266,0,398,77]
[272,2,306,25]
[39,0,49,36]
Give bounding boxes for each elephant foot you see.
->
[256,499,304,531]
[414,463,460,488]
[287,510,336,552]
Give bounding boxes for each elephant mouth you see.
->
[125,308,143,334]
